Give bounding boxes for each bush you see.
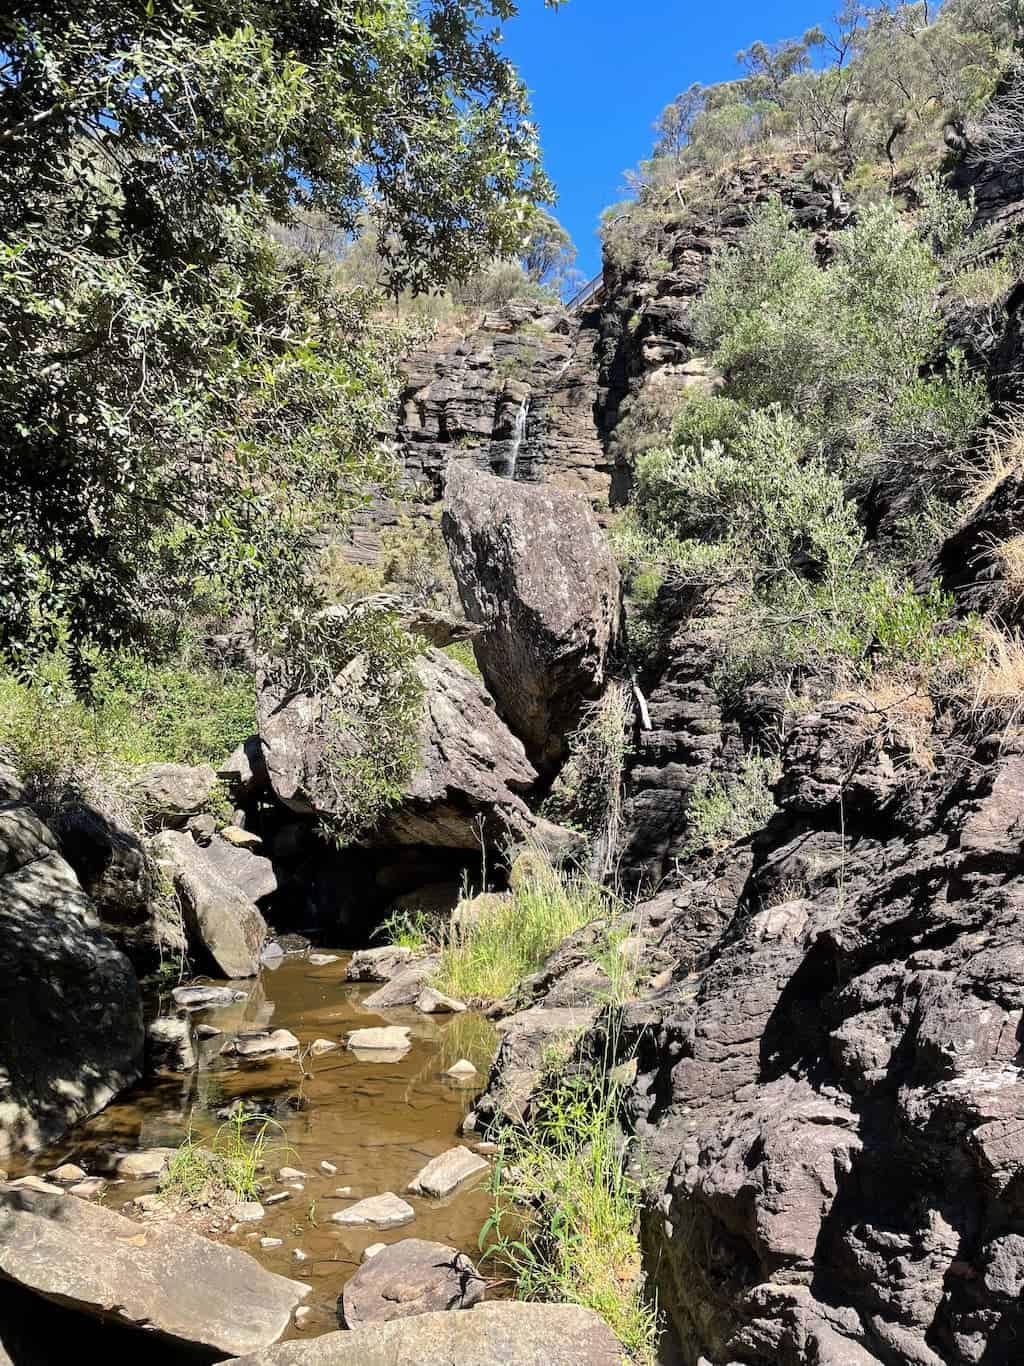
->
[433,853,616,1004]
[684,754,777,855]
[543,684,631,853]
[481,1061,658,1363]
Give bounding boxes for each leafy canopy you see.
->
[0,0,559,681]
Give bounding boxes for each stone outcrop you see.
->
[0,803,143,1158]
[132,762,218,828]
[152,829,267,977]
[443,462,621,772]
[0,1184,308,1356]
[228,1301,624,1365]
[339,1238,485,1326]
[258,647,550,849]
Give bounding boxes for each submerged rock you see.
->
[0,802,143,1159]
[330,1192,415,1229]
[153,829,267,978]
[442,461,621,773]
[0,1184,307,1356]
[407,1146,488,1199]
[339,1238,485,1326]
[225,1301,624,1364]
[172,984,247,1010]
[346,1027,411,1055]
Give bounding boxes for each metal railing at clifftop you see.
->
[566,272,605,315]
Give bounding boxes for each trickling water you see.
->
[503,395,529,479]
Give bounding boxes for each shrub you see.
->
[481,1062,659,1364]
[433,853,616,1004]
[161,1112,285,1206]
[684,754,777,855]
[543,684,631,854]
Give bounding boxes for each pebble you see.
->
[335,1186,353,1197]
[308,953,339,966]
[47,1163,86,1184]
[278,1167,307,1181]
[229,1201,265,1223]
[260,1237,283,1249]
[446,1058,478,1078]
[309,1039,338,1056]
[293,1249,308,1262]
[475,1141,499,1155]
[265,1191,292,1206]
[346,1026,411,1053]
[320,1160,337,1175]
[294,1306,313,1329]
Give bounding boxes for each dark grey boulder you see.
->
[338,1238,485,1326]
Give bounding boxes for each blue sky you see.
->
[502,0,835,279]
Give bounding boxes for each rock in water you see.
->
[407,1147,488,1198]
[224,1302,623,1364]
[346,946,414,982]
[0,1185,308,1356]
[346,1027,411,1054]
[330,1193,415,1229]
[0,803,143,1159]
[339,1238,485,1326]
[145,1016,196,1072]
[153,829,267,978]
[442,461,621,773]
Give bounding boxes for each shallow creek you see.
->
[13,951,499,1338]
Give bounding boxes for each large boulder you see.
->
[228,1302,624,1365]
[442,461,621,772]
[257,647,544,850]
[132,762,218,828]
[203,833,278,903]
[0,1184,308,1357]
[152,830,267,977]
[339,1238,485,1326]
[0,803,143,1158]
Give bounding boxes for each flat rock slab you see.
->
[172,985,247,1010]
[346,1027,411,1053]
[225,1029,300,1058]
[330,1193,414,1229]
[226,1301,624,1364]
[0,1185,308,1356]
[408,1146,489,1199]
[340,1238,485,1326]
[362,957,440,1010]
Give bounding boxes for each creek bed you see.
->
[12,951,498,1338]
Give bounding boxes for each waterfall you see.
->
[503,395,529,480]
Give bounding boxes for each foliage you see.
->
[433,853,615,1004]
[684,754,777,856]
[519,207,581,296]
[544,684,631,860]
[0,0,557,681]
[480,1062,659,1363]
[320,509,461,613]
[374,907,438,953]
[162,1111,285,1206]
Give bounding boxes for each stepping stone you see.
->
[330,1193,415,1230]
[416,987,467,1014]
[308,953,339,966]
[172,985,246,1010]
[346,1027,411,1054]
[68,1177,107,1200]
[47,1163,86,1184]
[446,1059,478,1078]
[408,1147,488,1199]
[225,1029,300,1058]
[309,1038,338,1056]
[230,1201,265,1223]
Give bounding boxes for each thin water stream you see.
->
[12,952,499,1339]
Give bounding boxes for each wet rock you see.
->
[442,462,620,773]
[46,1163,86,1184]
[407,1147,488,1198]
[67,1177,106,1200]
[260,1237,283,1250]
[346,1026,412,1053]
[346,946,414,982]
[153,829,267,978]
[146,1016,196,1072]
[447,1059,478,1078]
[203,833,278,904]
[172,984,247,1010]
[230,1201,266,1223]
[95,1147,174,1180]
[363,956,441,1009]
[225,1301,624,1364]
[278,1167,306,1182]
[132,762,218,828]
[224,1029,300,1058]
[330,1192,415,1229]
[309,1038,338,1056]
[320,1161,337,1175]
[0,1184,306,1355]
[0,802,144,1158]
[339,1238,485,1326]
[416,986,467,1014]
[308,953,339,966]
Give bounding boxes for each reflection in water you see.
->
[15,953,498,1339]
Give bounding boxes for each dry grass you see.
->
[833,681,938,773]
[962,408,1024,517]
[966,628,1024,737]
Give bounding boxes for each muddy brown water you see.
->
[13,952,499,1339]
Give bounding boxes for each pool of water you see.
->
[13,952,498,1338]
